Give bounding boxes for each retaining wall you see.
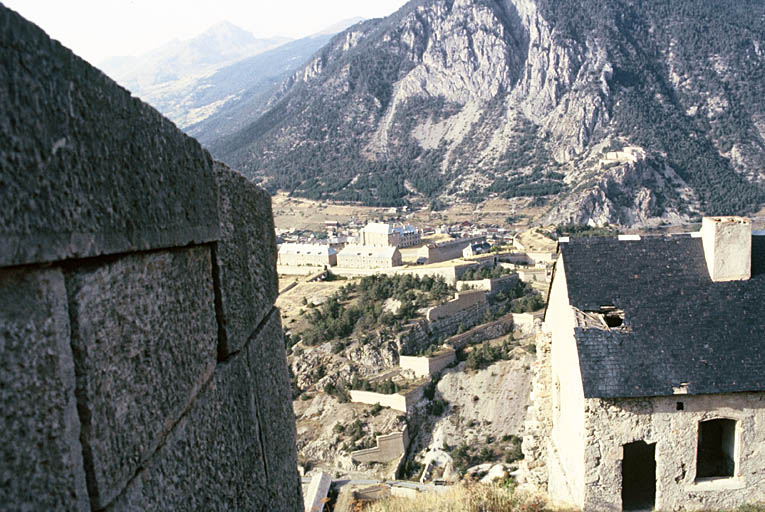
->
[445,314,514,350]
[457,275,519,295]
[350,426,409,464]
[399,350,457,378]
[426,291,487,322]
[0,7,301,510]
[349,386,425,413]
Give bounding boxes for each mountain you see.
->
[203,0,765,226]
[98,22,292,127]
[184,33,339,139]
[100,21,290,92]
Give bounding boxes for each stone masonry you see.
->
[0,6,302,511]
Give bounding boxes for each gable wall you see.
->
[582,393,765,510]
[544,256,587,508]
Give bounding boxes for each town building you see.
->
[277,243,337,267]
[541,217,764,510]
[462,241,492,258]
[337,245,402,269]
[361,222,421,248]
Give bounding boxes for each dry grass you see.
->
[362,483,575,512]
[361,483,765,512]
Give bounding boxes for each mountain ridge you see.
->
[202,0,765,226]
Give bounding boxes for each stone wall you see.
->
[349,387,425,413]
[444,314,514,350]
[421,236,486,263]
[399,296,493,355]
[399,350,457,378]
[456,275,519,295]
[0,7,302,511]
[518,330,553,492]
[426,291,487,322]
[350,427,409,464]
[582,393,765,511]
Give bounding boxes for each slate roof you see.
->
[559,234,765,399]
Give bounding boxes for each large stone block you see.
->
[213,162,278,357]
[0,267,89,511]
[110,308,302,511]
[65,247,218,508]
[0,6,219,268]
[247,309,303,506]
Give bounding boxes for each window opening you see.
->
[676,402,684,411]
[696,418,736,478]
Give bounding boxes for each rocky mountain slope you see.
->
[204,0,765,226]
[102,20,365,131]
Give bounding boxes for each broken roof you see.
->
[559,235,765,399]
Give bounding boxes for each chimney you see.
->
[700,216,751,282]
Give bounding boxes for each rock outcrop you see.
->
[0,6,301,511]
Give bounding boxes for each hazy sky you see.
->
[3,0,410,65]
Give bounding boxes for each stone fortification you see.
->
[399,292,492,354]
[419,236,486,264]
[0,7,300,511]
[426,290,487,322]
[349,387,425,413]
[443,313,514,350]
[456,275,519,295]
[350,426,409,464]
[399,349,457,378]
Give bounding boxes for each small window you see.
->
[676,402,684,411]
[696,419,736,479]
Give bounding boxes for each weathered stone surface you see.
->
[247,309,304,507]
[65,247,218,509]
[110,308,302,511]
[0,268,89,511]
[213,161,278,357]
[0,5,219,268]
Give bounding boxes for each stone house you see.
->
[542,217,764,511]
[337,245,402,269]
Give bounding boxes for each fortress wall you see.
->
[400,297,492,354]
[445,314,514,350]
[426,291,487,322]
[425,236,486,264]
[0,7,301,511]
[457,275,519,295]
[349,390,410,412]
[351,427,409,464]
[400,350,456,378]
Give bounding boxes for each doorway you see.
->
[622,440,656,511]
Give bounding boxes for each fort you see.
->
[0,6,301,511]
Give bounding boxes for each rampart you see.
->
[399,349,457,378]
[349,387,425,413]
[518,268,550,283]
[350,426,410,464]
[0,7,302,511]
[456,275,519,295]
[419,236,486,264]
[400,291,491,354]
[445,314,514,350]
[426,290,488,322]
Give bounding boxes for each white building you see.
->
[277,243,337,267]
[337,245,402,269]
[360,222,421,248]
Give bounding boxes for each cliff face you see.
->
[0,6,302,511]
[206,0,765,226]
